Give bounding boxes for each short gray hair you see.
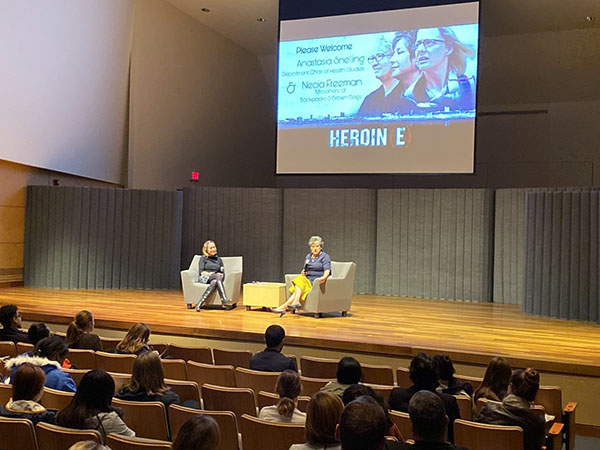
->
[308,236,324,247]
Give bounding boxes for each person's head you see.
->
[337,397,387,450]
[478,356,512,399]
[275,370,302,418]
[0,304,21,329]
[337,357,362,385]
[34,336,69,365]
[433,354,455,382]
[172,414,220,450]
[57,369,115,429]
[509,368,540,402]
[306,392,344,445]
[116,323,151,354]
[342,384,378,406]
[414,27,473,76]
[12,363,46,402]
[202,240,217,257]
[126,351,168,396]
[409,353,438,389]
[308,235,324,256]
[66,310,94,346]
[265,324,285,350]
[367,36,394,81]
[391,31,416,79]
[28,323,50,346]
[68,442,111,450]
[408,390,448,442]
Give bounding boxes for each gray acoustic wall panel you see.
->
[376,189,493,302]
[523,191,600,322]
[24,186,183,289]
[282,189,377,294]
[181,187,283,283]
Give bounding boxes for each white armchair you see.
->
[285,261,356,318]
[181,256,243,309]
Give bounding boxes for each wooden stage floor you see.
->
[2,287,600,377]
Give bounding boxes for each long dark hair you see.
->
[474,356,512,401]
[34,336,69,364]
[121,351,168,396]
[173,414,220,450]
[56,370,116,429]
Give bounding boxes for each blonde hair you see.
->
[276,370,302,418]
[116,323,150,354]
[202,240,216,257]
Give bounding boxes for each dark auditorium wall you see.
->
[376,189,494,301]
[24,186,182,289]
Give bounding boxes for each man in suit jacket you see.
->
[249,325,296,372]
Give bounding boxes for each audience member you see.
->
[250,325,297,372]
[321,357,362,397]
[115,351,180,408]
[0,304,30,343]
[433,354,473,397]
[394,390,468,450]
[115,322,152,355]
[57,369,135,438]
[24,323,51,355]
[337,397,387,450]
[290,391,344,450]
[259,370,306,423]
[388,353,460,443]
[473,356,512,402]
[65,310,103,351]
[68,442,111,450]
[6,336,76,392]
[0,363,56,425]
[172,414,220,450]
[476,368,545,450]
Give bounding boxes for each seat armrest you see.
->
[181,269,199,282]
[545,422,564,450]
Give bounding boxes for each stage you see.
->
[2,287,600,378]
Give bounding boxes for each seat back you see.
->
[240,414,305,450]
[453,418,523,450]
[362,363,394,385]
[149,343,169,356]
[213,348,252,368]
[0,340,17,358]
[67,349,96,369]
[40,387,75,411]
[535,385,562,422]
[99,336,123,352]
[455,373,483,392]
[62,368,89,387]
[299,376,330,396]
[389,410,413,441]
[235,367,280,395]
[164,379,201,406]
[168,405,239,450]
[106,433,173,449]
[258,391,311,413]
[364,383,394,405]
[95,351,136,374]
[165,345,213,364]
[16,342,34,354]
[161,359,187,380]
[112,398,169,440]
[109,371,132,393]
[35,422,102,450]
[454,394,473,421]
[0,382,13,406]
[187,361,236,388]
[396,367,411,387]
[201,384,257,419]
[300,356,338,379]
[0,416,39,450]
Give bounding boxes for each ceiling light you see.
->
[585,16,595,22]
[201,8,210,13]
[257,17,265,22]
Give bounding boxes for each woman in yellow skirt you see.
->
[273,236,331,316]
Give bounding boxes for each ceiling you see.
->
[163,0,599,57]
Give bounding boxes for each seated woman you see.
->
[273,235,331,315]
[115,323,152,356]
[290,391,344,450]
[173,415,220,450]
[476,368,545,450]
[259,370,306,424]
[115,351,180,408]
[473,356,512,403]
[57,369,135,438]
[0,363,56,425]
[321,357,362,398]
[65,310,103,351]
[195,240,233,311]
[6,336,76,392]
[433,354,473,397]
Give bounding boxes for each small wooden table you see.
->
[243,282,287,310]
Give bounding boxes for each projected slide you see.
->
[276,2,479,174]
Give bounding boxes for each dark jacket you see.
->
[198,255,224,274]
[115,386,180,409]
[389,385,460,443]
[476,394,545,450]
[249,348,297,372]
[0,327,30,344]
[0,400,56,425]
[69,333,103,352]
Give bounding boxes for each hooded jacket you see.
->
[4,355,77,393]
[0,399,56,425]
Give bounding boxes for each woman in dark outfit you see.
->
[273,235,331,316]
[195,240,233,311]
